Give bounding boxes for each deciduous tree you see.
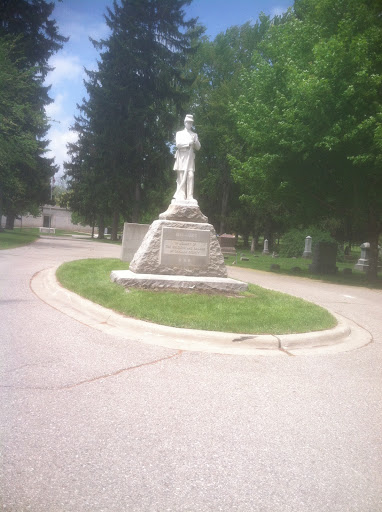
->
[231,0,382,279]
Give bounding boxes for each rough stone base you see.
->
[354,262,382,272]
[309,263,338,274]
[111,270,247,293]
[221,248,236,255]
[159,202,208,223]
[354,262,369,271]
[129,219,227,277]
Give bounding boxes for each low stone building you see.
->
[1,205,92,233]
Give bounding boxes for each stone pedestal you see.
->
[110,271,247,293]
[112,201,247,293]
[159,202,208,223]
[129,218,227,277]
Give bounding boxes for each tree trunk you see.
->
[219,181,230,235]
[366,209,380,283]
[98,215,105,240]
[111,210,119,241]
[5,213,15,230]
[251,232,259,253]
[0,191,4,231]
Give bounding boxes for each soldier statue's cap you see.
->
[184,114,194,123]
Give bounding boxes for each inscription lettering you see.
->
[163,240,208,257]
[160,227,210,268]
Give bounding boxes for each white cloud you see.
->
[88,21,110,42]
[61,19,109,45]
[45,92,66,120]
[47,127,78,177]
[270,5,288,17]
[45,54,84,87]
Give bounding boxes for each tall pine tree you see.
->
[65,0,201,239]
[0,0,67,228]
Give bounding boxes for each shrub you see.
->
[280,227,344,261]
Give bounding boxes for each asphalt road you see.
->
[1,238,381,512]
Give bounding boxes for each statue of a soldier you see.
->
[173,114,201,202]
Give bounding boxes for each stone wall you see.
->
[1,205,92,232]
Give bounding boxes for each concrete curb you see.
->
[30,266,372,357]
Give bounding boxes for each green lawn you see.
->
[226,248,382,288]
[0,228,40,249]
[56,258,336,335]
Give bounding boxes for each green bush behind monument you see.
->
[279,227,344,261]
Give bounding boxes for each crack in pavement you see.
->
[0,350,183,391]
[273,335,295,356]
[3,361,58,374]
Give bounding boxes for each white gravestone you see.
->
[120,223,150,263]
[353,243,381,272]
[262,239,270,255]
[302,236,312,258]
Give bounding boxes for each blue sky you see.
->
[45,0,293,177]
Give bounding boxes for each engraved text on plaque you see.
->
[160,227,210,267]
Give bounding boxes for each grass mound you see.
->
[56,258,336,335]
[0,229,39,249]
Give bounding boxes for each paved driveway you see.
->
[1,238,381,511]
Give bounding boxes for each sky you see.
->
[45,0,293,178]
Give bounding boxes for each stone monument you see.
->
[120,223,150,263]
[354,242,382,272]
[302,236,312,258]
[218,234,237,258]
[262,239,270,255]
[354,242,370,271]
[111,115,247,294]
[309,241,337,274]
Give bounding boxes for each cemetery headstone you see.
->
[262,239,270,255]
[354,242,370,271]
[302,236,312,258]
[120,223,150,263]
[309,242,337,274]
[354,242,382,272]
[218,234,236,256]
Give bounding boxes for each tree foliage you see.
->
[189,19,276,234]
[0,0,67,227]
[230,0,382,279]
[64,0,202,239]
